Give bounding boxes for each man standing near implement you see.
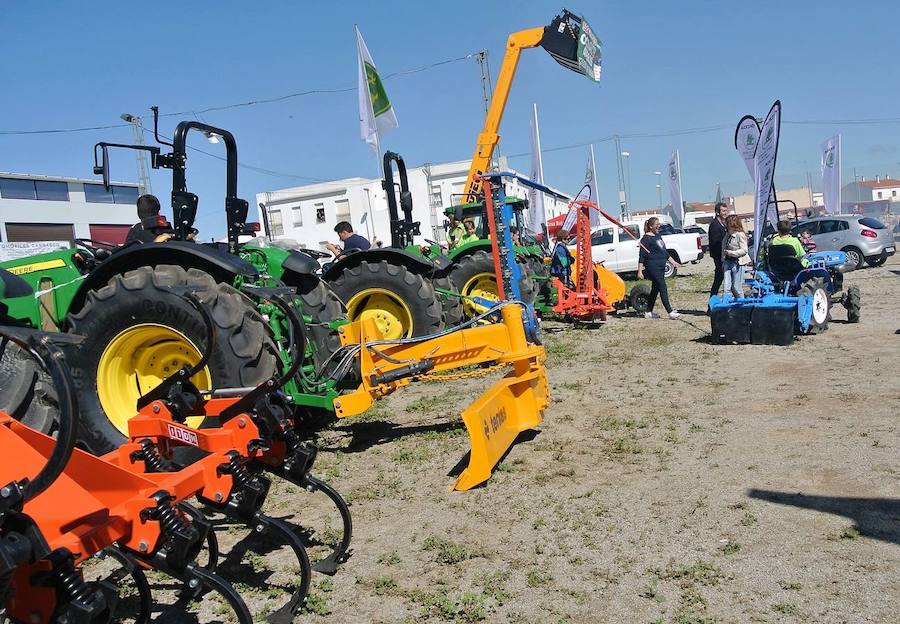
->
[708,202,729,300]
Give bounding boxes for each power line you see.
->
[0,52,478,136]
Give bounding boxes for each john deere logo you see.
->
[364,61,391,116]
[745,133,756,147]
[764,125,774,144]
[825,147,836,168]
[669,163,677,180]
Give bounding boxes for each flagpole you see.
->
[589,143,599,203]
[837,134,842,215]
[532,103,548,227]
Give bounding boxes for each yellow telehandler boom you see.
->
[462,9,602,201]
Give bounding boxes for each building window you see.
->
[269,210,284,236]
[893,190,897,197]
[0,178,37,200]
[335,199,351,221]
[0,178,70,201]
[877,191,883,199]
[315,203,326,224]
[113,185,139,205]
[430,184,442,205]
[35,181,70,201]
[84,183,139,204]
[292,206,302,227]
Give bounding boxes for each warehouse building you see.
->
[255,158,571,251]
[0,172,140,247]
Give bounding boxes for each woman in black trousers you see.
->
[637,217,682,319]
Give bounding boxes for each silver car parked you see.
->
[791,216,895,270]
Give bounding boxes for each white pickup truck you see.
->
[586,220,704,278]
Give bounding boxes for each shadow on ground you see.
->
[747,489,900,546]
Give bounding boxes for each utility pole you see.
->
[120,113,152,194]
[474,50,499,168]
[615,135,626,217]
[655,171,663,209]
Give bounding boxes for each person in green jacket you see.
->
[459,218,481,245]
[447,212,465,250]
[769,220,808,267]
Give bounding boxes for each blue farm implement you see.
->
[709,248,861,346]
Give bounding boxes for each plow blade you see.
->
[455,360,548,491]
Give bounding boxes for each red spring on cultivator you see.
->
[0,287,352,623]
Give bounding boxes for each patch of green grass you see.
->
[302,579,334,616]
[719,541,741,555]
[392,446,432,465]
[740,512,758,527]
[408,590,488,623]
[779,580,802,591]
[374,575,398,595]
[828,525,861,541]
[476,571,510,606]
[688,423,704,433]
[422,535,483,564]
[653,560,725,587]
[405,391,453,414]
[378,551,401,566]
[772,602,801,616]
[608,434,642,455]
[526,569,553,588]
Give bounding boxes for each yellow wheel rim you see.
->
[97,324,211,435]
[462,273,498,318]
[345,288,414,340]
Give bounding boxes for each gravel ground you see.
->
[136,255,899,623]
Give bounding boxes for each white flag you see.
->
[752,100,782,260]
[734,115,759,180]
[821,134,841,215]
[356,26,398,151]
[527,103,546,234]
[561,145,601,233]
[667,149,684,227]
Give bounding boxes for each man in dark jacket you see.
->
[708,202,729,298]
[125,194,175,244]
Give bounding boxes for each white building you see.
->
[255,158,571,251]
[841,176,900,204]
[0,173,139,244]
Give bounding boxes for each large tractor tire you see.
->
[293,273,346,379]
[328,260,442,340]
[432,274,465,329]
[844,285,861,323]
[66,265,278,454]
[0,340,58,435]
[798,276,830,334]
[448,250,536,320]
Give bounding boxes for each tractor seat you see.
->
[767,243,806,286]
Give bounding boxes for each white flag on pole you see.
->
[734,115,760,180]
[751,100,782,260]
[561,145,601,233]
[527,103,546,234]
[667,149,684,227]
[821,134,841,215]
[356,26,398,151]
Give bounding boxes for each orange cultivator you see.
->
[552,199,615,323]
[0,286,351,624]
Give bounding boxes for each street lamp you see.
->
[654,171,663,210]
[119,112,152,194]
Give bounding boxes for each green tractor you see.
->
[318,151,462,339]
[441,193,553,319]
[0,113,347,453]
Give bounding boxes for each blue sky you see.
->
[3,1,900,237]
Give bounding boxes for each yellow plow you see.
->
[333,303,548,490]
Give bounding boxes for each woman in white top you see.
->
[722,215,750,299]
